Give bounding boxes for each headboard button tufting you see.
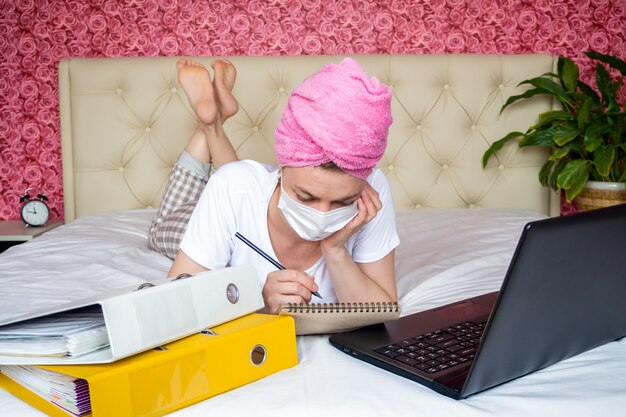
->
[58,54,559,221]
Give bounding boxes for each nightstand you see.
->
[0,220,64,253]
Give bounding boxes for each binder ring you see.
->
[226,283,240,304]
[250,344,266,366]
[136,283,155,291]
[174,273,192,280]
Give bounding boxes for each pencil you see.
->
[235,232,322,299]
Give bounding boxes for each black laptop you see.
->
[329,203,626,399]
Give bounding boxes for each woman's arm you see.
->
[325,248,397,302]
[168,250,209,278]
[321,182,398,302]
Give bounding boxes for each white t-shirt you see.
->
[180,160,400,303]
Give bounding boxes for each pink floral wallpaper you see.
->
[0,0,625,220]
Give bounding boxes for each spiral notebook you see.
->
[278,302,401,335]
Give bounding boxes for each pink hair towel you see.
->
[274,57,392,180]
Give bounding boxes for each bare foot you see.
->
[177,59,217,125]
[212,59,239,121]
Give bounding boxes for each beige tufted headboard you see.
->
[59,54,559,222]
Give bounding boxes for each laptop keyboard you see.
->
[373,320,486,374]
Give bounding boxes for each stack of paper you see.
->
[0,306,108,359]
[1,365,91,416]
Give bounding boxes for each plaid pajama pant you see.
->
[148,164,209,260]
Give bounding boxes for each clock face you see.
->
[21,200,50,227]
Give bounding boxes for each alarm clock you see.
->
[19,188,50,227]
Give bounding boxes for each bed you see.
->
[2,54,625,416]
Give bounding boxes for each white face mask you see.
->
[277,181,359,241]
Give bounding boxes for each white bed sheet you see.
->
[1,208,625,417]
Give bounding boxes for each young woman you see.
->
[149,58,399,314]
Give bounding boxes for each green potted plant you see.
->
[482,51,626,210]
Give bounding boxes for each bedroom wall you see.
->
[0,0,625,220]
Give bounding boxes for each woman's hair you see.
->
[274,58,392,180]
[318,161,342,172]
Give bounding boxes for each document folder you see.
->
[0,265,265,364]
[0,313,298,417]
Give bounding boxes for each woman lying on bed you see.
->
[148,58,399,314]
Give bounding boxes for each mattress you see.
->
[1,208,625,417]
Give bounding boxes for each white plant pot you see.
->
[575,181,626,211]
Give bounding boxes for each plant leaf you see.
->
[606,112,625,143]
[594,144,616,178]
[532,110,574,129]
[549,143,575,161]
[559,57,579,92]
[557,160,590,202]
[519,127,557,147]
[583,119,605,152]
[551,125,581,147]
[519,77,573,106]
[577,98,592,129]
[538,160,554,187]
[500,88,546,113]
[549,158,568,190]
[577,81,601,105]
[564,179,589,203]
[595,63,616,107]
[519,80,570,106]
[586,51,626,76]
[482,131,524,167]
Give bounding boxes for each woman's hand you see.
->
[261,269,319,314]
[321,183,382,255]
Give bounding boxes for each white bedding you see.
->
[1,209,625,417]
